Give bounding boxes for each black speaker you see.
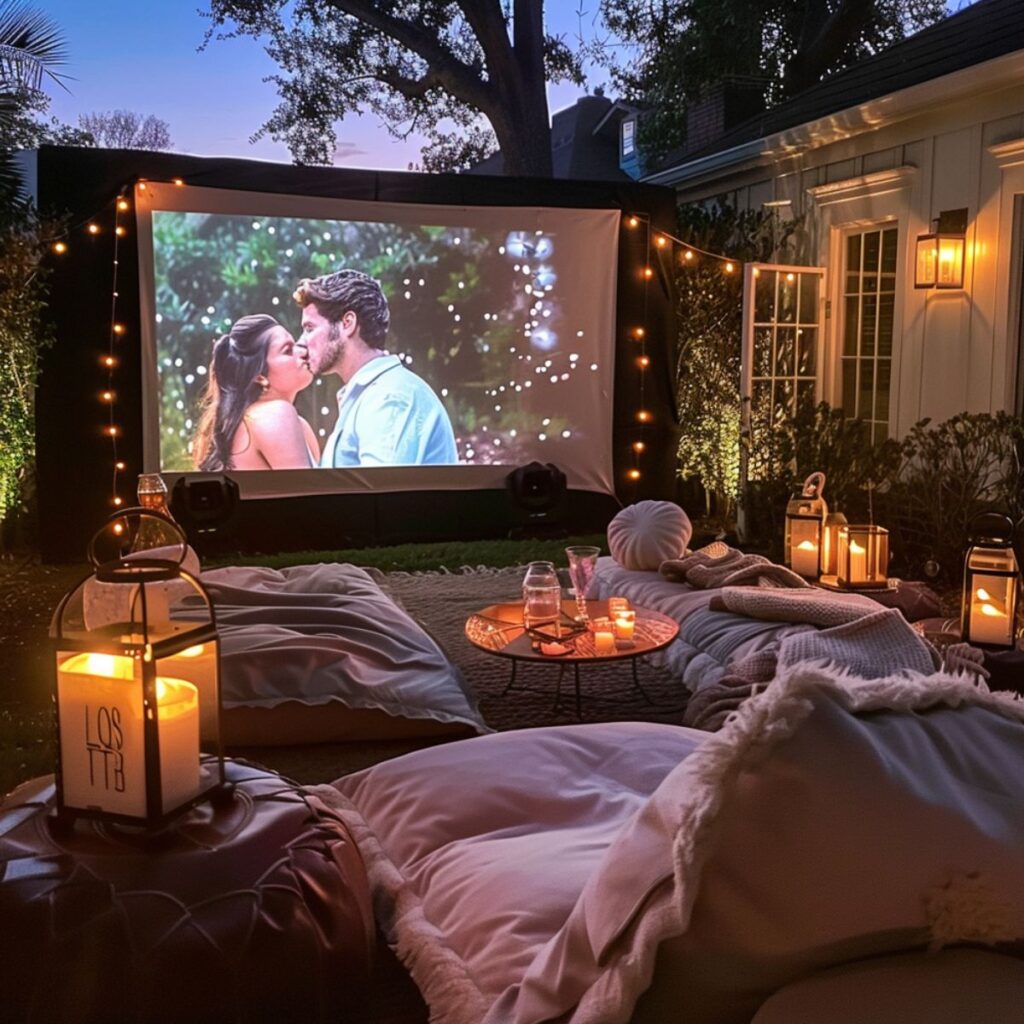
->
[506,462,568,539]
[170,475,240,539]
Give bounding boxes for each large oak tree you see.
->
[203,0,589,175]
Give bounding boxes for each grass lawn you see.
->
[0,534,605,799]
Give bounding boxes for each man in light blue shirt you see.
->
[294,270,458,467]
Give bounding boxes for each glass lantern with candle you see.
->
[50,508,225,828]
[961,513,1020,649]
[836,524,890,589]
[784,472,828,580]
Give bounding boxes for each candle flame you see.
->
[177,644,205,658]
[797,540,817,551]
[849,540,866,554]
[975,588,991,602]
[980,603,1003,618]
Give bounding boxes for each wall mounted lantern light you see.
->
[914,208,968,289]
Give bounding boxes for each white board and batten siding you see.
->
[666,66,1024,440]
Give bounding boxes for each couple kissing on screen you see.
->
[191,269,458,471]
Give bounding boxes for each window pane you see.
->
[753,327,773,376]
[754,270,777,322]
[863,231,881,272]
[842,359,856,413]
[859,359,875,419]
[875,360,891,422]
[844,296,859,355]
[878,294,895,356]
[798,274,818,323]
[845,273,860,296]
[774,379,793,423]
[778,275,796,323]
[846,234,861,270]
[861,294,877,356]
[881,228,898,273]
[797,328,816,375]
[775,327,795,376]
[797,379,816,417]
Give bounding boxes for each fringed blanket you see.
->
[660,541,811,590]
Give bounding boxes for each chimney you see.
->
[685,76,766,155]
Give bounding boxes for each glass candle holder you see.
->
[613,610,636,644]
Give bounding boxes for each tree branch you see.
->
[320,0,496,111]
[785,0,875,95]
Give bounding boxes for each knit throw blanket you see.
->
[684,594,989,731]
[660,541,811,590]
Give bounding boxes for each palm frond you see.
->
[0,2,68,92]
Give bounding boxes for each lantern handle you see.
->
[801,471,826,499]
[88,506,190,573]
[967,511,1015,546]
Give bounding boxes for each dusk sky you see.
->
[37,2,609,169]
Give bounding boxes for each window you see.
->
[621,119,635,158]
[841,227,897,443]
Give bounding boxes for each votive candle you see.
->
[593,630,616,655]
[614,610,636,642]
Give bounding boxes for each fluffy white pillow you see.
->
[327,668,1024,1024]
[607,500,692,570]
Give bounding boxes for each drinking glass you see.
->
[522,561,560,630]
[565,545,601,624]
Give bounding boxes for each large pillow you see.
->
[188,562,488,745]
[323,667,1024,1024]
[607,500,691,571]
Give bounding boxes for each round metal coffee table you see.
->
[465,599,679,720]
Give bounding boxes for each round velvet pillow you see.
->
[607,500,692,570]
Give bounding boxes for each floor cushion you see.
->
[322,667,1024,1024]
[183,563,487,745]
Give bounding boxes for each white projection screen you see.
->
[136,183,620,499]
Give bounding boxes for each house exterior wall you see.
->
[664,76,1024,437]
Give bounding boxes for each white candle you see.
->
[970,583,1012,646]
[594,630,616,655]
[57,652,200,818]
[160,643,218,742]
[614,611,636,642]
[792,539,820,578]
[848,539,867,584]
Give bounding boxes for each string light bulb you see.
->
[100,390,114,403]
[101,355,117,368]
[87,223,100,235]
[724,262,735,273]
[643,267,653,279]
[627,215,639,228]
[115,226,126,238]
[638,355,650,369]
[105,425,120,438]
[656,235,668,248]
[117,198,129,212]
[173,178,185,187]
[52,241,67,255]
[628,469,641,481]
[112,323,126,336]
[637,410,651,423]
[633,327,645,340]
[115,461,126,471]
[633,441,646,453]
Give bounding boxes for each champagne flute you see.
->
[565,545,600,624]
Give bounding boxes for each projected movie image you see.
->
[151,206,615,477]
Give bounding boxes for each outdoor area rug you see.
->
[379,566,689,733]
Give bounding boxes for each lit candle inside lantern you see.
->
[607,597,630,618]
[614,610,636,644]
[593,629,616,655]
[848,539,867,584]
[159,643,219,742]
[792,539,820,578]
[970,582,1012,646]
[57,652,200,818]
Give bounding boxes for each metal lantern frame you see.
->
[835,524,890,590]
[820,511,849,579]
[50,508,226,828]
[961,512,1021,650]
[784,472,828,581]
[914,208,967,290]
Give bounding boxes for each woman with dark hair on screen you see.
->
[192,314,319,470]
